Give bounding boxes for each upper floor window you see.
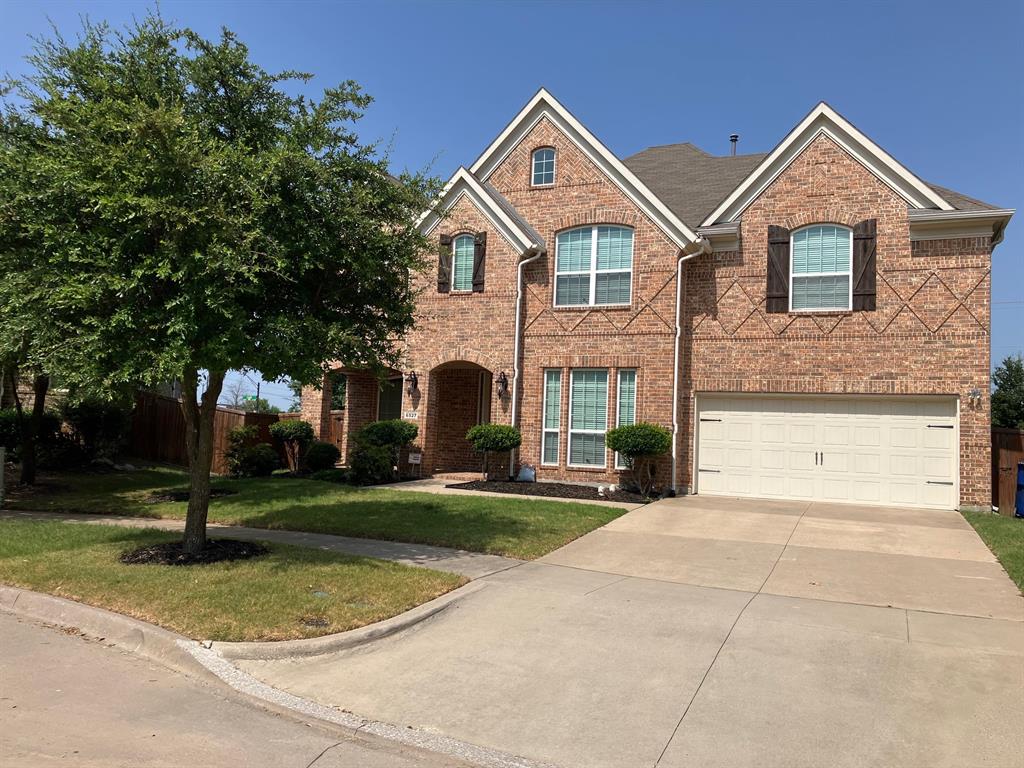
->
[452,234,475,291]
[790,224,852,312]
[555,225,633,307]
[532,147,556,186]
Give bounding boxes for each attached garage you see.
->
[695,395,958,510]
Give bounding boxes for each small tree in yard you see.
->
[0,14,437,555]
[466,424,521,480]
[269,420,314,474]
[992,354,1024,429]
[605,422,671,499]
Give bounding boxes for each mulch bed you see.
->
[446,479,647,504]
[119,539,269,566]
[145,488,238,504]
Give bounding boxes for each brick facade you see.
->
[302,110,994,507]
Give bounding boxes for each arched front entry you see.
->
[425,361,494,474]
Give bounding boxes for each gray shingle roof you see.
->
[624,143,1003,227]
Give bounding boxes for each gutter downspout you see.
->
[672,237,713,494]
[509,245,545,478]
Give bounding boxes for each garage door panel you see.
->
[696,395,957,510]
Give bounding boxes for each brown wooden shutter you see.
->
[437,234,452,293]
[472,232,486,292]
[852,219,877,311]
[766,225,791,313]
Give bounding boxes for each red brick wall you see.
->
[681,134,991,506]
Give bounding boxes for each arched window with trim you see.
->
[554,225,633,307]
[532,147,556,186]
[452,234,475,291]
[790,224,852,311]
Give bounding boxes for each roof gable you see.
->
[417,168,544,254]
[701,102,954,226]
[469,88,699,248]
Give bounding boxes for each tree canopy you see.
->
[992,354,1024,429]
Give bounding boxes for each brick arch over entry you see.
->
[416,347,505,377]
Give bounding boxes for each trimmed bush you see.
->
[351,419,418,482]
[305,441,341,472]
[269,419,314,473]
[237,443,279,477]
[605,422,671,498]
[357,419,418,450]
[348,442,393,486]
[0,408,63,457]
[466,424,521,478]
[59,396,131,460]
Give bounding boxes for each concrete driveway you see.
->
[238,496,1024,768]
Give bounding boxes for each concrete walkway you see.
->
[371,478,646,511]
[235,496,1024,768]
[0,511,521,579]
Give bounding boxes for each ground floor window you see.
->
[542,369,561,465]
[568,369,608,467]
[377,377,403,421]
[615,369,636,469]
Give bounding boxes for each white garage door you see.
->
[696,395,958,509]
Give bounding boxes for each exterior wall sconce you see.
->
[496,371,510,399]
[405,371,418,395]
[968,387,982,408]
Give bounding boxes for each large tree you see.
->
[992,354,1024,429]
[0,15,436,553]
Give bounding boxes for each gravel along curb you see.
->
[212,580,488,661]
[0,584,213,681]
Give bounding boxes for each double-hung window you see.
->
[790,225,852,311]
[555,226,633,307]
[452,234,475,292]
[532,148,555,186]
[614,369,636,470]
[568,369,608,467]
[541,370,561,465]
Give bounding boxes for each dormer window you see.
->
[532,147,555,186]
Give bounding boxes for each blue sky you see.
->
[3,0,1021,409]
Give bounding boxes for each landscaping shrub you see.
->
[224,425,278,477]
[605,422,671,499]
[310,467,349,483]
[348,442,393,485]
[0,408,63,458]
[466,424,521,479]
[305,441,341,472]
[352,419,418,481]
[269,419,314,473]
[59,396,131,460]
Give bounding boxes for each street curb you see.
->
[211,579,487,660]
[0,585,213,681]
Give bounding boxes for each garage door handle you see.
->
[698,468,720,473]
[926,481,954,485]
[700,418,722,422]
[926,424,953,429]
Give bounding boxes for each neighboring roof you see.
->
[469,88,700,248]
[416,167,545,254]
[624,143,767,228]
[926,183,1002,212]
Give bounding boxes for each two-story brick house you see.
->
[302,90,1012,511]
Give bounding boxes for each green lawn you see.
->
[0,518,465,641]
[963,511,1024,592]
[4,466,625,560]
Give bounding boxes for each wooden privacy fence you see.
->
[992,427,1024,515]
[129,391,287,475]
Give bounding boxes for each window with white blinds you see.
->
[555,226,633,307]
[569,369,608,467]
[790,225,852,311]
[452,234,474,292]
[541,370,561,465]
[615,369,636,469]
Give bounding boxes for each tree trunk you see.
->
[13,372,49,486]
[180,369,225,555]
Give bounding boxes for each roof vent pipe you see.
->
[729,134,739,156]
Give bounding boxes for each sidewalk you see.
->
[0,511,522,579]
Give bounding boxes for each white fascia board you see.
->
[417,167,539,254]
[701,102,954,227]
[908,208,1015,244]
[469,88,699,248]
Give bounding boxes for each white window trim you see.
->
[541,369,561,466]
[788,224,853,313]
[451,233,475,293]
[567,368,608,469]
[553,226,633,308]
[531,147,556,187]
[614,369,636,470]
